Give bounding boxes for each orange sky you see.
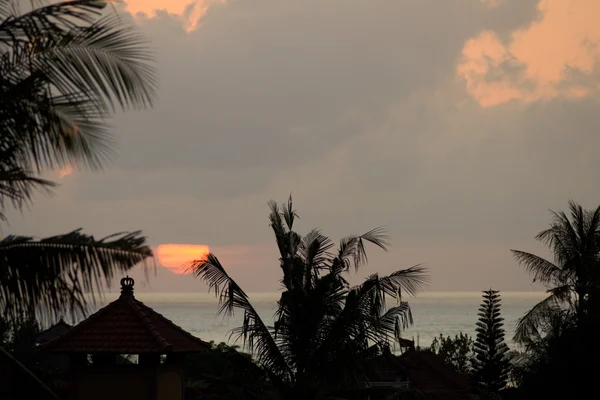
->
[59,164,73,178]
[457,0,600,107]
[156,244,210,274]
[119,0,225,32]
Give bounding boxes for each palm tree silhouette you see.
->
[0,1,157,321]
[511,200,600,344]
[191,196,429,400]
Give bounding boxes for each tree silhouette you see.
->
[427,332,474,377]
[0,0,157,322]
[509,201,600,398]
[190,196,429,400]
[511,200,600,343]
[473,289,509,394]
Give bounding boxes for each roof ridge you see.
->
[40,295,209,354]
[128,299,172,352]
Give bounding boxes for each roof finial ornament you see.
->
[120,275,135,298]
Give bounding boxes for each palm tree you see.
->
[510,200,600,343]
[0,0,157,322]
[190,196,429,400]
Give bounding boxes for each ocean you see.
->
[93,291,546,349]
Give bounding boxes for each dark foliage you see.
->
[0,1,156,322]
[426,333,474,377]
[510,200,600,343]
[472,289,509,394]
[0,229,153,322]
[509,201,600,398]
[0,315,43,375]
[183,341,274,400]
[190,195,428,400]
[0,0,157,173]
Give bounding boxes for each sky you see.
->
[5,0,600,293]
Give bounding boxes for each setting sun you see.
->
[156,244,210,275]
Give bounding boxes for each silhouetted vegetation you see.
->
[182,341,273,399]
[507,201,600,399]
[0,315,49,379]
[1,5,598,397]
[190,196,428,400]
[472,290,509,395]
[0,0,157,323]
[426,333,474,377]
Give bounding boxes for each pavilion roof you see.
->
[41,277,209,354]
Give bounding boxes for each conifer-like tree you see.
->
[473,289,510,393]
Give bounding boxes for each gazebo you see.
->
[41,276,210,400]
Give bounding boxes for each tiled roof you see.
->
[40,279,209,354]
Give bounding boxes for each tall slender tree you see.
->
[473,289,509,394]
[191,196,429,400]
[0,0,157,322]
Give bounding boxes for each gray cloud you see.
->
[6,0,600,292]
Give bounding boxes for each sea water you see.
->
[89,291,546,349]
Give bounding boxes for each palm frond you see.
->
[380,265,430,299]
[300,229,334,287]
[376,302,413,342]
[0,1,18,21]
[190,253,293,381]
[510,250,563,286]
[0,228,153,322]
[0,1,104,45]
[308,279,393,392]
[281,193,297,231]
[513,292,564,345]
[274,271,347,372]
[0,160,56,220]
[0,0,157,172]
[319,266,426,358]
[335,227,390,272]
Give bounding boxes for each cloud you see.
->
[118,0,225,32]
[458,0,600,107]
[6,0,600,292]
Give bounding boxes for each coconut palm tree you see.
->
[0,0,157,322]
[191,196,428,400]
[510,200,600,343]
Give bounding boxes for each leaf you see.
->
[189,253,293,382]
[0,0,157,172]
[0,229,153,322]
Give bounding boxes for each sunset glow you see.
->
[119,0,225,32]
[59,164,73,178]
[457,0,600,107]
[156,244,210,274]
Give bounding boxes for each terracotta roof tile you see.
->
[40,287,209,354]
